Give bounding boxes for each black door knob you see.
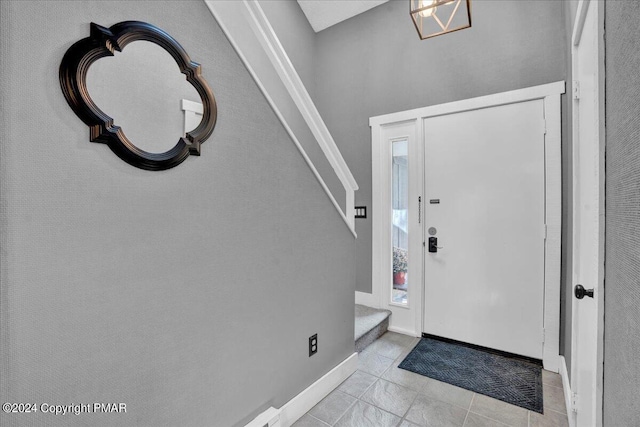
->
[575,284,594,299]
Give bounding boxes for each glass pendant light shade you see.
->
[410,0,472,40]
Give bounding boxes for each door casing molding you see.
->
[569,0,605,425]
[370,81,565,370]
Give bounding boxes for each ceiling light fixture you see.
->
[410,0,472,40]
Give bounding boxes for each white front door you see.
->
[423,100,546,359]
[570,1,604,425]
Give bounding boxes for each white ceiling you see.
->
[297,0,390,32]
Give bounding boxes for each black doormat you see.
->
[398,337,543,413]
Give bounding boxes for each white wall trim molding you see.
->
[559,356,576,427]
[181,99,203,114]
[278,352,358,427]
[370,82,565,370]
[572,0,591,47]
[244,407,281,427]
[204,0,358,236]
[387,326,421,338]
[542,92,563,373]
[369,81,566,128]
[181,99,203,137]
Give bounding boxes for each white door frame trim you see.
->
[569,0,605,425]
[370,81,565,370]
[369,119,423,337]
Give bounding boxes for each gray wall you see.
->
[260,0,317,99]
[0,1,355,426]
[603,1,640,425]
[312,0,566,296]
[568,0,579,27]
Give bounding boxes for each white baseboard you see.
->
[355,291,377,307]
[387,325,420,338]
[244,407,281,427]
[559,356,576,427]
[278,352,358,427]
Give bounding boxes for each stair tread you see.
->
[355,304,391,341]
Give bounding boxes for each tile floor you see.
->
[294,332,569,427]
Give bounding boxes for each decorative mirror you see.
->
[59,21,217,171]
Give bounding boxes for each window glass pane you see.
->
[392,139,408,304]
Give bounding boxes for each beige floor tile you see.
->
[463,412,511,427]
[309,390,356,425]
[358,349,395,377]
[381,363,432,392]
[379,331,418,348]
[469,394,528,427]
[367,338,407,360]
[292,414,331,427]
[405,395,468,427]
[543,383,567,414]
[361,379,418,417]
[337,370,378,398]
[530,409,570,427]
[334,400,401,427]
[541,370,563,389]
[421,379,474,410]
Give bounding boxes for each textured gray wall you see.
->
[0,1,355,426]
[603,1,640,425]
[259,0,317,100]
[313,0,566,295]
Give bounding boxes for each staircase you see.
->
[355,304,391,352]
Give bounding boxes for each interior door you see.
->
[571,0,603,425]
[423,100,546,359]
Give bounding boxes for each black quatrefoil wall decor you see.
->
[59,21,217,171]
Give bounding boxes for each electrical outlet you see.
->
[309,334,318,357]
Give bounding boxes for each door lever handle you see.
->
[428,237,442,253]
[574,284,594,299]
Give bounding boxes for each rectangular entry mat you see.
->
[398,337,543,413]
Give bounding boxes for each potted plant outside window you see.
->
[393,246,408,285]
